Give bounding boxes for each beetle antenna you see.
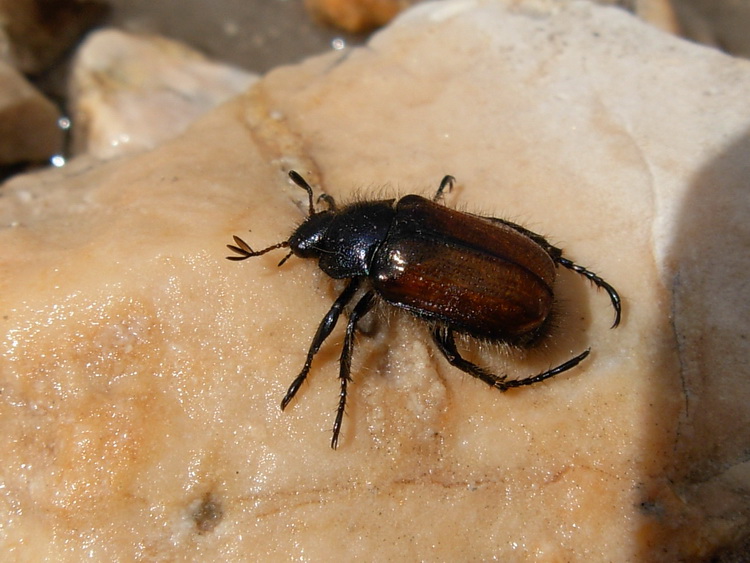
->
[226,235,289,261]
[288,170,316,216]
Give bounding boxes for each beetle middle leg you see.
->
[431,325,591,391]
[331,291,376,449]
[280,278,361,411]
[432,175,456,202]
[317,193,337,211]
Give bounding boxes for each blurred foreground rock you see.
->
[1,0,749,560]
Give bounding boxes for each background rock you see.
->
[0,0,107,75]
[304,0,418,33]
[1,0,749,560]
[102,0,353,74]
[68,29,257,159]
[673,0,750,57]
[0,61,61,165]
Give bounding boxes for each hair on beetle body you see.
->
[227,170,622,449]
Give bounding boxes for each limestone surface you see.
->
[1,0,749,560]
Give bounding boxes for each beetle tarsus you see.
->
[555,257,622,328]
[497,348,591,389]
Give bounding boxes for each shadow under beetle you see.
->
[228,171,621,449]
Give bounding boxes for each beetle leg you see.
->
[289,170,337,214]
[317,193,337,211]
[555,257,622,328]
[432,175,456,202]
[331,291,376,449]
[495,348,591,389]
[480,216,621,328]
[431,326,591,391]
[280,278,361,411]
[483,216,557,252]
[431,326,509,388]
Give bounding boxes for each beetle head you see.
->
[288,210,335,259]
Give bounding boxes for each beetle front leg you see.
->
[331,291,376,449]
[280,278,361,411]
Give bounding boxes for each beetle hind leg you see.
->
[431,326,590,391]
[497,348,591,389]
[431,326,509,388]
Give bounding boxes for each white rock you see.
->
[1,0,748,559]
[69,29,258,159]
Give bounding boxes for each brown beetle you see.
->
[228,172,621,448]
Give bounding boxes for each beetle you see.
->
[227,170,621,449]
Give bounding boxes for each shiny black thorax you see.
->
[289,200,396,279]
